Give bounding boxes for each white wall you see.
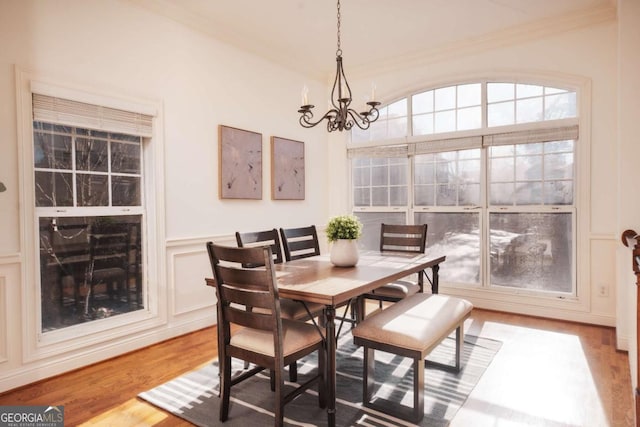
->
[0,0,330,391]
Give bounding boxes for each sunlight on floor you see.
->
[451,319,612,426]
[78,398,168,426]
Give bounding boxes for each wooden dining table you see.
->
[273,251,446,427]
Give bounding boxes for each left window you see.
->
[33,94,150,332]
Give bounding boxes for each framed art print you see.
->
[219,125,262,199]
[271,136,305,200]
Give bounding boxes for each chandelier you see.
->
[298,0,380,132]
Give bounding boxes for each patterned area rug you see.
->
[139,332,501,426]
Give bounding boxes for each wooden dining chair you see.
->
[207,242,326,426]
[359,223,430,320]
[235,228,325,381]
[235,229,284,266]
[236,229,325,321]
[279,225,321,261]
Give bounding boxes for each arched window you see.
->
[349,80,578,296]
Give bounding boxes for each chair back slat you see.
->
[218,281,274,309]
[224,305,274,330]
[380,223,428,254]
[235,228,284,266]
[280,225,321,261]
[215,265,273,294]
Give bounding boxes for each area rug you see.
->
[139,332,501,426]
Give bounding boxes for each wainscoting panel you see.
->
[169,248,215,316]
[0,257,21,366]
[166,235,236,318]
[0,275,6,364]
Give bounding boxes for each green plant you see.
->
[326,215,363,242]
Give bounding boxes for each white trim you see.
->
[15,67,167,362]
[30,81,157,117]
[445,285,616,327]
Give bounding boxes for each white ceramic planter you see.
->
[330,239,359,267]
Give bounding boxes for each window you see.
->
[34,124,142,208]
[487,83,576,126]
[413,83,482,135]
[32,93,151,332]
[414,149,481,206]
[350,80,578,296]
[352,157,408,207]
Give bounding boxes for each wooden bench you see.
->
[351,293,473,422]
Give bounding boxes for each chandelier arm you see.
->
[330,59,341,109]
[365,104,380,122]
[346,108,372,130]
[299,108,339,129]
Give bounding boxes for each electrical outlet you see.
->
[598,284,609,297]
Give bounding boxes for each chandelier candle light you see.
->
[298,0,380,132]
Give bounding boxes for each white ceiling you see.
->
[131,0,616,81]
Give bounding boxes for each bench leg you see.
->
[362,346,425,423]
[424,322,465,373]
[363,347,375,402]
[414,356,425,422]
[455,323,464,372]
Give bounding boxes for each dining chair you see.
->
[279,225,321,261]
[237,229,325,321]
[207,242,326,426]
[235,228,325,381]
[359,223,430,320]
[235,229,284,266]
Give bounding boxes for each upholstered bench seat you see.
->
[352,293,473,422]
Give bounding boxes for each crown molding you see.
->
[126,0,616,83]
[348,3,617,80]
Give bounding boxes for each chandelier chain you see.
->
[336,0,342,56]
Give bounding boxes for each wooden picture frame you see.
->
[271,136,305,200]
[218,125,262,199]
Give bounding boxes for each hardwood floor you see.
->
[0,309,634,426]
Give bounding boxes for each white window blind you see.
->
[350,126,578,157]
[413,136,482,155]
[347,144,409,158]
[32,94,153,137]
[483,125,579,147]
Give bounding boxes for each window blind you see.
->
[32,94,154,137]
[413,136,482,155]
[347,144,409,158]
[348,125,578,158]
[483,125,578,147]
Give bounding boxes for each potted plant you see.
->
[326,215,363,267]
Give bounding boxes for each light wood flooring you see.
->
[0,309,634,426]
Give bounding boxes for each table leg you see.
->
[432,263,440,294]
[325,305,336,427]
